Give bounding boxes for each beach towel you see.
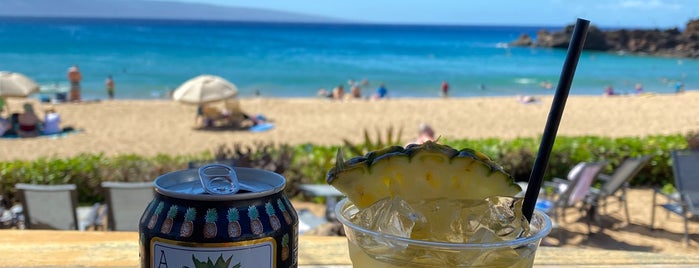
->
[1,128,82,139]
[249,122,275,132]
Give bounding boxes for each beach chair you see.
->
[15,183,79,230]
[650,150,699,244]
[77,202,104,231]
[298,184,345,221]
[547,162,586,195]
[538,161,607,234]
[585,155,652,226]
[101,181,155,231]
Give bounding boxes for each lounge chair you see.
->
[198,99,255,129]
[538,161,607,234]
[650,150,699,244]
[298,184,345,221]
[15,183,79,230]
[101,181,155,231]
[585,155,652,226]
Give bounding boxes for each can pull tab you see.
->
[199,164,240,195]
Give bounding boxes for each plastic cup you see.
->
[336,198,552,267]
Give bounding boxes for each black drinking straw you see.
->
[522,18,590,221]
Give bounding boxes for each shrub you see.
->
[0,134,691,207]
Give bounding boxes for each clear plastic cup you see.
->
[336,198,552,268]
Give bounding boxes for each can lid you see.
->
[154,165,286,201]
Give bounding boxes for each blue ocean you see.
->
[0,17,696,100]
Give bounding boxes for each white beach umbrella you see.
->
[173,75,238,104]
[0,71,40,97]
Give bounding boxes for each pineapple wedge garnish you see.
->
[327,141,521,209]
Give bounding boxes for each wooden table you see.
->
[1,230,699,267]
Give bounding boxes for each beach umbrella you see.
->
[173,75,238,104]
[0,71,40,97]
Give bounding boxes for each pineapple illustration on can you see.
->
[160,205,178,234]
[227,208,241,238]
[266,202,281,231]
[147,202,164,229]
[278,199,292,225]
[248,205,264,235]
[180,207,196,237]
[203,208,218,238]
[139,165,298,268]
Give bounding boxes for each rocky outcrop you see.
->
[510,19,699,58]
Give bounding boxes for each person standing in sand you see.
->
[105,75,115,99]
[67,65,82,102]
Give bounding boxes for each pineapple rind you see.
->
[327,141,520,209]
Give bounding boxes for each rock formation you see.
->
[510,19,699,58]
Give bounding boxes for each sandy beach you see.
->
[2,91,698,161]
[2,91,699,255]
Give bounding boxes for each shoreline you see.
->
[2,91,698,161]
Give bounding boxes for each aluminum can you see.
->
[139,165,298,267]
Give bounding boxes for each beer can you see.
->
[139,164,298,267]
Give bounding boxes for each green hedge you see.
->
[0,135,690,206]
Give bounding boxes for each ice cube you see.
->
[352,196,426,238]
[351,196,530,243]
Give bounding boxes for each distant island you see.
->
[510,19,699,58]
[0,0,344,24]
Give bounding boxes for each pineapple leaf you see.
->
[276,199,287,212]
[166,205,178,218]
[247,205,259,219]
[184,207,197,221]
[282,233,289,245]
[265,202,275,215]
[205,208,218,223]
[154,202,164,213]
[227,208,239,222]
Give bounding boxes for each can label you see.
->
[151,237,276,268]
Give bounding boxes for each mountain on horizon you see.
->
[0,0,345,23]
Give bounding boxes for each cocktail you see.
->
[327,142,552,267]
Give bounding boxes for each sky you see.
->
[171,0,698,29]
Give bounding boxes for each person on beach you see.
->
[350,85,362,99]
[407,123,436,146]
[332,85,345,100]
[517,95,539,104]
[67,65,82,102]
[374,83,388,99]
[675,81,684,93]
[441,81,449,98]
[42,106,61,135]
[603,85,616,96]
[105,75,115,99]
[634,83,643,94]
[317,88,332,99]
[17,103,41,138]
[195,104,209,127]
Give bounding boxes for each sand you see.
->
[2,91,699,255]
[2,91,698,161]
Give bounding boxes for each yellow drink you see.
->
[336,198,551,267]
